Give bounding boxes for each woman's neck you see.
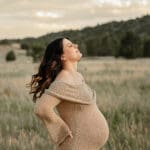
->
[62,61,78,73]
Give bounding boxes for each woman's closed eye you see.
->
[68,44,73,47]
[69,44,73,47]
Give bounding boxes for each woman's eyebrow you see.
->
[67,42,73,46]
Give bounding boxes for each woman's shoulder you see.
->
[76,72,84,80]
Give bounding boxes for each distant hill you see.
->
[1,14,150,61]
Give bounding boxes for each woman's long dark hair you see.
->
[27,37,69,103]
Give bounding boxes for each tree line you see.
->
[1,15,150,62]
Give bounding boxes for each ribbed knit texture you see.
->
[44,80,109,150]
[44,80,96,105]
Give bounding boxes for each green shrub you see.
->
[5,50,16,62]
[143,39,150,57]
[21,43,30,50]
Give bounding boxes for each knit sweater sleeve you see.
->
[44,81,96,105]
[36,94,73,146]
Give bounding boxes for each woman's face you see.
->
[61,38,82,62]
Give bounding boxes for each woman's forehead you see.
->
[63,38,72,45]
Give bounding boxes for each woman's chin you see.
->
[77,53,82,61]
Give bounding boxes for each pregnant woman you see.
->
[29,37,109,150]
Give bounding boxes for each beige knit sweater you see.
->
[42,79,109,150]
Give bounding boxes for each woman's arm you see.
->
[34,94,73,146]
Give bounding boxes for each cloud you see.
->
[0,0,150,39]
[36,11,64,18]
[93,0,149,7]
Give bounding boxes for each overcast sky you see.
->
[0,0,150,40]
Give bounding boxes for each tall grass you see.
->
[0,45,149,149]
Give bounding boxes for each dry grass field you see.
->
[0,44,149,150]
